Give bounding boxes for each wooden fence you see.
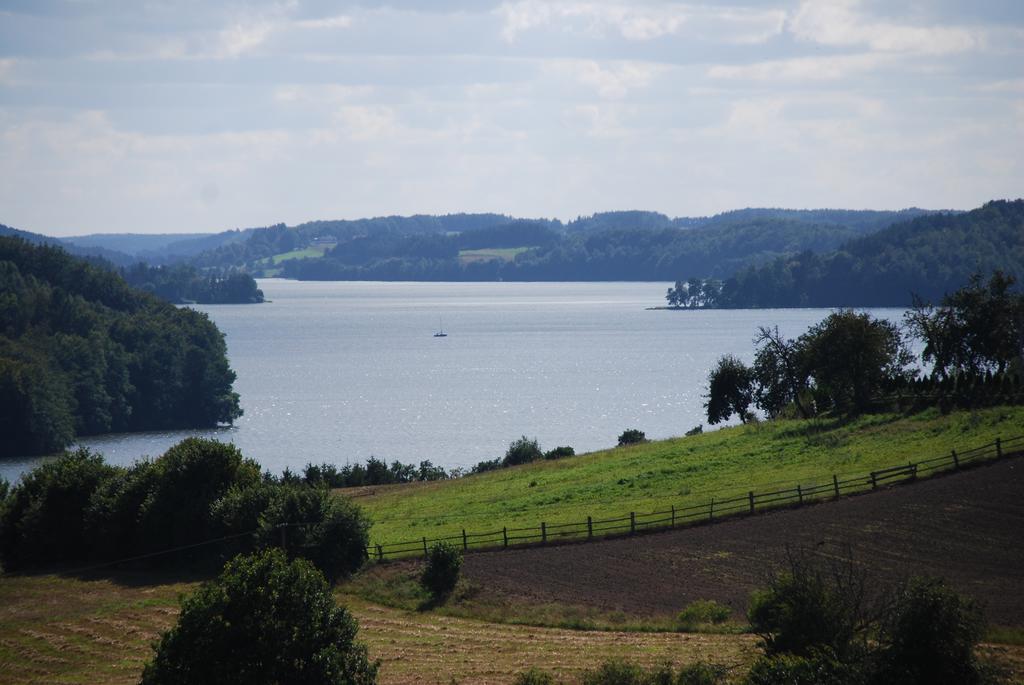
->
[364,434,1022,561]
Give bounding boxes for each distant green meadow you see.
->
[351,406,1024,547]
[457,246,533,264]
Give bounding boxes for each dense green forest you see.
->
[693,200,1024,307]
[121,263,264,304]
[0,237,243,457]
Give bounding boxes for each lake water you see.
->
[1,281,909,482]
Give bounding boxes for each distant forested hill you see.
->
[712,200,1024,307]
[0,237,243,457]
[269,208,935,282]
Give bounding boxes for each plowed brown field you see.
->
[462,457,1024,626]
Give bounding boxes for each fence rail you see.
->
[365,434,1023,561]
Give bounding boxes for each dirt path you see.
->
[463,457,1024,626]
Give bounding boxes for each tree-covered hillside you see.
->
[275,208,933,282]
[0,237,243,457]
[712,200,1024,307]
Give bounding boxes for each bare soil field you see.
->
[461,456,1024,627]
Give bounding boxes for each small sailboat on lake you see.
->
[433,317,448,338]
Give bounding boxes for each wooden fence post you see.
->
[748,491,755,514]
[909,462,917,479]
[587,516,593,539]
[951,449,959,469]
[630,512,636,534]
[996,437,1002,458]
[422,536,428,558]
[671,505,676,527]
[833,474,840,499]
[503,527,508,548]
[870,471,878,489]
[797,485,803,505]
[541,522,547,544]
[376,544,383,561]
[462,529,468,551]
[709,498,715,521]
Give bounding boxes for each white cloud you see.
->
[977,79,1024,94]
[0,58,15,85]
[789,0,980,55]
[496,1,686,42]
[708,53,891,82]
[217,21,276,58]
[545,59,660,99]
[293,15,353,30]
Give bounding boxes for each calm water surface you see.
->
[1,281,907,482]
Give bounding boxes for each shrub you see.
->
[677,663,728,685]
[676,600,731,630]
[742,650,855,685]
[544,445,575,460]
[471,458,502,474]
[872,577,989,685]
[0,448,115,570]
[503,435,543,466]
[140,549,378,685]
[685,425,703,437]
[421,541,463,600]
[747,551,870,660]
[617,429,646,446]
[259,484,370,582]
[581,659,648,685]
[136,438,261,553]
[514,667,558,685]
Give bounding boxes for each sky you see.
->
[1,0,1022,236]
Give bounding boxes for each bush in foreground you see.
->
[420,541,463,600]
[676,599,731,631]
[0,448,115,570]
[503,435,544,466]
[617,429,647,446]
[141,549,378,685]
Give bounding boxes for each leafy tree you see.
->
[617,429,647,446]
[503,435,543,466]
[752,326,811,419]
[0,448,115,570]
[705,355,755,424]
[136,438,261,553]
[905,271,1024,381]
[258,484,370,582]
[420,541,463,600]
[141,549,378,685]
[799,311,911,414]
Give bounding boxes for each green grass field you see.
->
[457,246,533,264]
[349,407,1024,547]
[266,245,330,264]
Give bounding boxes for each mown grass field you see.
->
[348,407,1024,547]
[0,574,760,685]
[457,247,533,264]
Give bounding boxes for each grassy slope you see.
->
[351,407,1024,547]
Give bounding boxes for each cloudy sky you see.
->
[1,0,1022,236]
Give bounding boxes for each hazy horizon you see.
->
[2,1,1022,236]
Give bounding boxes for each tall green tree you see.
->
[800,311,911,414]
[705,355,755,424]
